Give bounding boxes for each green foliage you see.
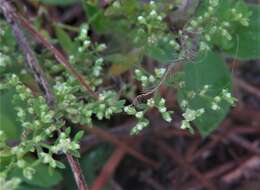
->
[177,52,234,136]
[145,39,178,64]
[0,90,22,139]
[0,0,258,189]
[225,4,260,60]
[38,0,79,6]
[54,26,76,55]
[10,159,62,188]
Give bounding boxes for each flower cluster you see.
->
[180,108,205,132]
[54,79,125,125]
[0,75,83,181]
[179,84,237,132]
[0,0,247,188]
[134,68,166,88]
[0,176,21,190]
[134,1,169,46]
[124,96,173,135]
[186,0,251,51]
[124,105,149,135]
[148,97,173,123]
[77,24,107,54]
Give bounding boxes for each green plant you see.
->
[0,0,259,189]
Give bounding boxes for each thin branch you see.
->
[0,1,89,190]
[66,154,89,190]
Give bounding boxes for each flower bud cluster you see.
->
[186,0,251,52]
[1,75,85,182]
[134,1,170,46]
[124,105,149,135]
[0,176,21,190]
[124,95,173,134]
[77,24,107,54]
[181,108,205,132]
[134,67,166,88]
[179,84,237,132]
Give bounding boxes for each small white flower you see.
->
[150,10,157,17]
[147,98,155,107]
[135,111,144,119]
[155,68,166,78]
[149,75,156,82]
[159,107,166,113]
[159,98,166,106]
[136,123,143,131]
[214,96,221,102]
[124,106,136,115]
[97,44,107,51]
[162,112,172,122]
[17,160,26,168]
[181,100,188,108]
[137,16,145,23]
[157,15,163,21]
[83,40,91,47]
[181,120,191,129]
[183,108,197,122]
[23,167,35,180]
[140,75,148,82]
[211,103,220,110]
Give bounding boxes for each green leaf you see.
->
[145,40,177,64]
[177,52,232,136]
[83,3,113,33]
[0,25,16,47]
[54,26,76,54]
[38,0,79,6]
[11,160,62,188]
[0,90,22,139]
[73,130,84,142]
[55,161,66,169]
[225,4,260,60]
[16,184,51,190]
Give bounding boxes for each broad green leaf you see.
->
[54,26,76,54]
[145,40,177,64]
[225,4,260,60]
[177,51,232,136]
[38,0,79,6]
[0,90,22,139]
[83,3,113,33]
[11,161,62,188]
[16,184,51,190]
[195,0,256,59]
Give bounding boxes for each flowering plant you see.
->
[0,0,258,189]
